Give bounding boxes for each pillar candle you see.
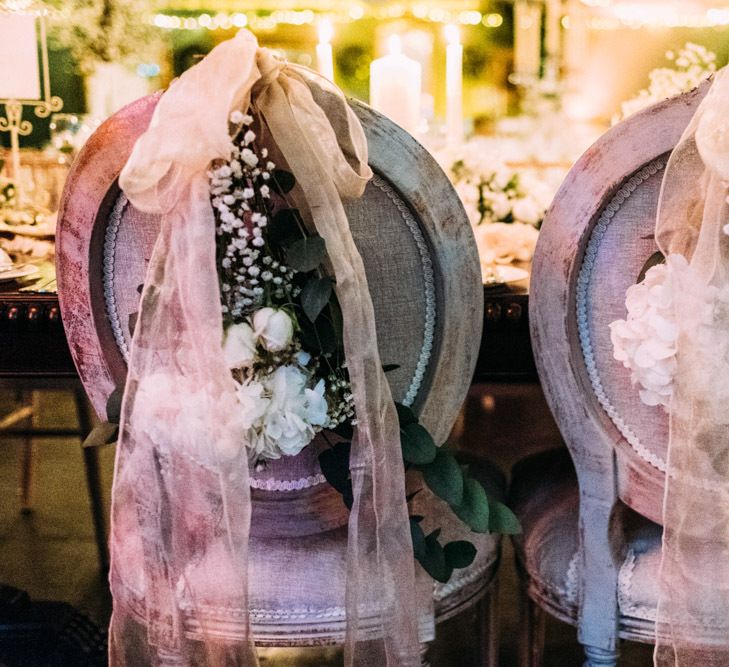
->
[513,0,542,78]
[316,18,334,82]
[444,24,463,147]
[370,35,422,135]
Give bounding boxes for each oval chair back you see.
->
[529,82,710,658]
[56,83,489,650]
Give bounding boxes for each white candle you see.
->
[544,0,562,71]
[316,18,334,82]
[513,0,542,79]
[444,24,463,147]
[369,35,422,135]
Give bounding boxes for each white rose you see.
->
[491,168,513,190]
[223,322,257,369]
[253,308,294,351]
[489,192,512,220]
[511,198,543,226]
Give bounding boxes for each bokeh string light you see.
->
[151,7,504,31]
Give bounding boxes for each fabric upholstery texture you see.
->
[113,457,504,647]
[582,162,670,470]
[510,449,662,642]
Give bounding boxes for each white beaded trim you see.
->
[249,473,327,491]
[576,158,668,473]
[564,551,580,604]
[103,191,131,362]
[371,174,437,408]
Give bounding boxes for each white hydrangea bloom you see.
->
[237,365,329,460]
[609,256,687,409]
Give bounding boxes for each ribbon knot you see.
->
[255,48,285,89]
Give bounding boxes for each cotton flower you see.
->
[253,307,294,351]
[223,322,257,369]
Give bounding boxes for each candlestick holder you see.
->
[0,3,63,207]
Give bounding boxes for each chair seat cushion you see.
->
[114,457,504,647]
[509,449,662,643]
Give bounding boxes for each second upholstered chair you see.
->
[512,81,720,666]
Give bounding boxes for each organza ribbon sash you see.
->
[113,29,421,666]
[653,67,729,666]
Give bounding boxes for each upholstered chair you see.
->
[56,89,502,664]
[512,82,712,666]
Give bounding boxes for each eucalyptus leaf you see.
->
[271,169,296,194]
[285,235,327,273]
[443,540,477,569]
[83,421,119,449]
[318,442,351,495]
[453,477,490,533]
[299,312,337,355]
[488,500,522,535]
[420,449,464,506]
[400,422,437,465]
[105,385,125,424]
[416,531,453,583]
[332,420,353,440]
[301,277,333,322]
[395,402,417,428]
[328,298,344,346]
[269,208,304,246]
[128,312,138,338]
[410,517,427,561]
[637,251,665,283]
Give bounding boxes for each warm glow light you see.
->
[484,13,504,27]
[444,23,460,45]
[458,10,482,25]
[318,17,333,44]
[388,34,402,56]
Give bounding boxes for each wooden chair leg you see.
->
[420,641,431,667]
[518,584,545,667]
[75,389,109,572]
[19,391,38,514]
[583,644,619,667]
[476,580,500,667]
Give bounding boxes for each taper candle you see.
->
[316,18,334,82]
[444,24,463,147]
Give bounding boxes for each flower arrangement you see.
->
[46,0,158,73]
[615,43,717,123]
[441,141,553,228]
[210,112,520,582]
[436,141,554,267]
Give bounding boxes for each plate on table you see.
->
[0,263,39,282]
[0,221,56,237]
[481,264,529,287]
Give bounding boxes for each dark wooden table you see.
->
[0,266,536,382]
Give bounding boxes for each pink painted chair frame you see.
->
[56,92,503,663]
[528,83,710,665]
